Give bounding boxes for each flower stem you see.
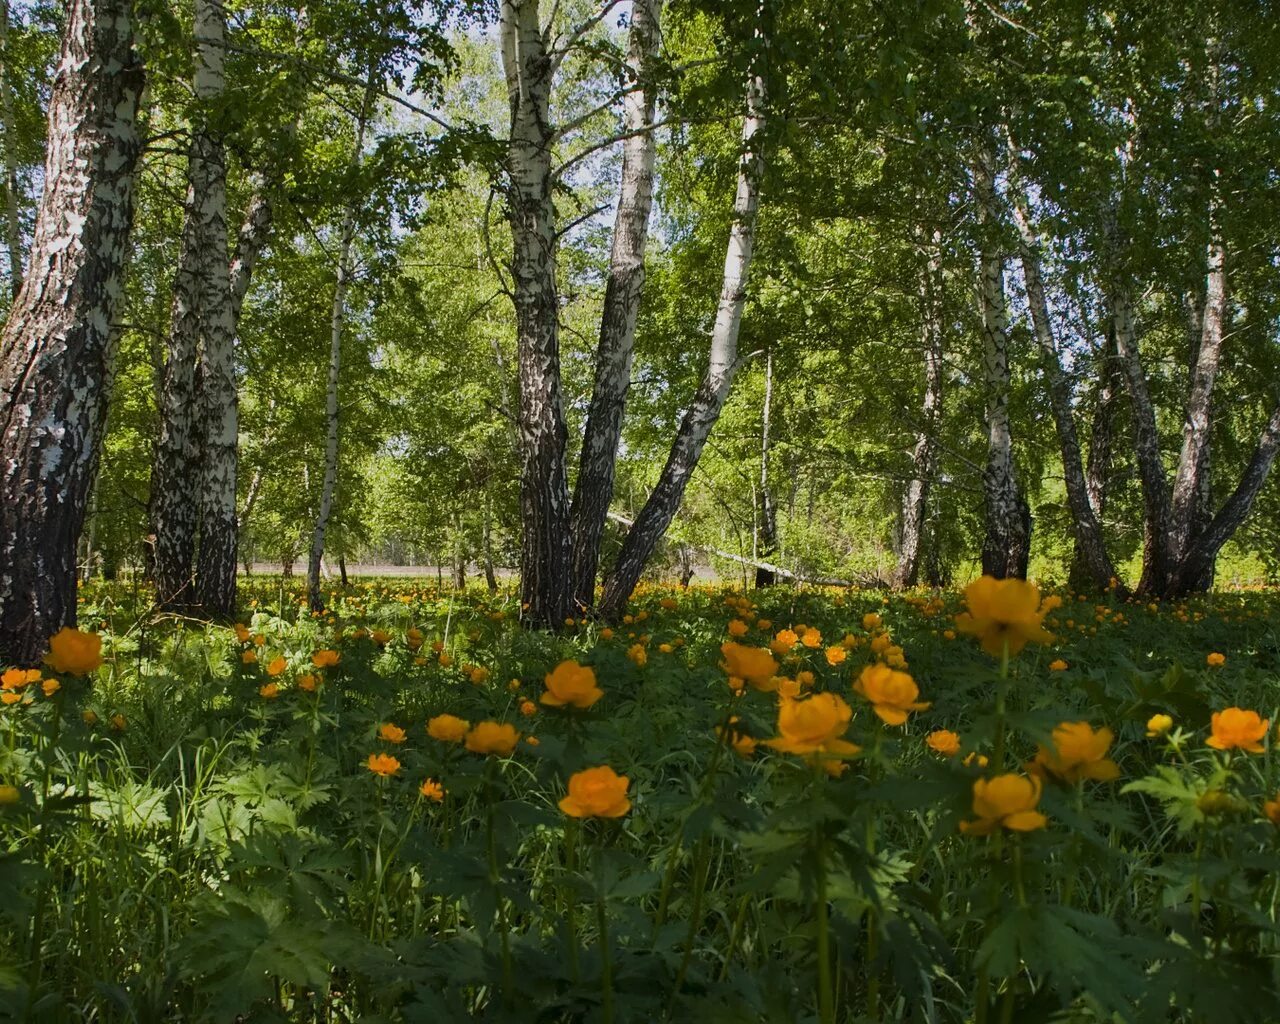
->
[596,846,614,1024]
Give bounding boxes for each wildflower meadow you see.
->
[3,576,1278,1021]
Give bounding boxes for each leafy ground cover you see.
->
[2,578,1279,1022]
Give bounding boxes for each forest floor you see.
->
[2,577,1279,1021]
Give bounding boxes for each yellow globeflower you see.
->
[1206,707,1270,753]
[853,664,930,726]
[953,576,1054,657]
[45,627,103,676]
[465,721,520,756]
[427,713,470,743]
[420,779,445,802]
[378,723,407,744]
[541,660,604,709]
[1145,714,1173,738]
[1030,722,1120,783]
[1263,793,1280,828]
[265,656,287,677]
[366,753,401,777]
[719,642,779,690]
[959,774,1047,835]
[1205,652,1226,667]
[926,729,961,757]
[559,766,631,818]
[311,649,341,668]
[764,693,861,776]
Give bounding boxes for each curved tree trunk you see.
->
[1006,152,1120,592]
[0,0,144,664]
[570,0,661,610]
[894,230,944,589]
[599,69,766,619]
[501,0,574,627]
[972,142,1031,579]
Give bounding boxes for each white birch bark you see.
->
[569,0,662,608]
[501,0,575,627]
[972,142,1031,579]
[0,0,144,663]
[1006,154,1119,591]
[599,69,765,618]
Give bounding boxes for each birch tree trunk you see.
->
[190,0,239,619]
[599,71,766,619]
[0,0,23,296]
[501,0,574,627]
[972,143,1031,579]
[1168,193,1226,587]
[754,347,778,587]
[1110,275,1174,595]
[894,231,944,589]
[0,0,143,664]
[1069,326,1121,591]
[1006,157,1119,592]
[569,0,661,609]
[308,80,375,613]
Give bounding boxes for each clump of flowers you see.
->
[541,660,603,709]
[953,576,1054,657]
[559,766,631,818]
[1029,722,1119,783]
[959,774,1047,834]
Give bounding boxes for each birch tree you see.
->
[569,0,662,610]
[599,67,766,618]
[0,0,144,663]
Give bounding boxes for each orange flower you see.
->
[926,729,961,757]
[366,753,401,776]
[1145,714,1173,737]
[420,779,445,802]
[626,643,647,667]
[1030,722,1120,783]
[853,664,930,726]
[468,666,491,685]
[959,774,1047,835]
[297,673,319,692]
[39,678,59,696]
[954,576,1054,657]
[1,668,40,691]
[1206,707,1270,753]
[378,723,407,744]
[312,649,341,668]
[716,716,757,758]
[541,660,603,709]
[770,629,799,656]
[800,628,822,649]
[727,619,749,637]
[427,713,470,743]
[764,693,861,775]
[520,699,537,717]
[862,613,883,631]
[1048,658,1068,672]
[258,682,279,699]
[719,642,779,690]
[559,766,631,818]
[824,646,847,667]
[1263,793,1280,827]
[371,629,392,646]
[241,650,258,664]
[465,721,520,756]
[1205,652,1226,667]
[266,656,287,677]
